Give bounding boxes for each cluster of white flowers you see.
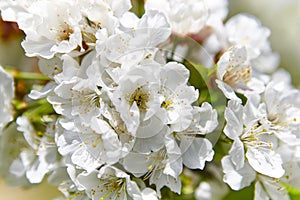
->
[0,0,300,199]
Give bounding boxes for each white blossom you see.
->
[108,60,198,138]
[9,116,61,184]
[47,54,106,125]
[145,0,208,34]
[1,0,298,199]
[264,80,300,144]
[77,165,154,200]
[216,45,265,100]
[222,99,285,190]
[3,1,83,58]
[56,164,90,200]
[103,10,171,66]
[0,123,29,186]
[56,118,122,172]
[123,134,182,196]
[0,0,132,59]
[225,14,271,60]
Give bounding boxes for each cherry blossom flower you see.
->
[77,165,157,200]
[145,0,208,34]
[222,99,285,190]
[216,45,265,100]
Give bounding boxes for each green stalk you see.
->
[24,102,54,122]
[5,68,50,81]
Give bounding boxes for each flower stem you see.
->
[24,101,54,122]
[5,68,50,81]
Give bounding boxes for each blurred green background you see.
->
[0,0,299,199]
[230,0,300,87]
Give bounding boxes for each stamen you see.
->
[128,87,150,111]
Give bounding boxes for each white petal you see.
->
[71,147,102,172]
[161,62,189,90]
[182,138,214,170]
[123,152,149,175]
[222,156,256,190]
[246,148,285,178]
[9,159,25,177]
[224,100,244,140]
[254,181,269,200]
[133,126,166,153]
[138,10,171,46]
[229,139,245,170]
[164,136,183,177]
[197,102,218,134]
[29,82,55,100]
[216,80,241,102]
[136,116,164,138]
[21,38,55,59]
[141,188,158,200]
[255,176,290,200]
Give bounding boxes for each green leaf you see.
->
[23,99,54,123]
[5,67,50,81]
[183,61,210,104]
[223,184,254,200]
[281,182,300,199]
[130,0,145,18]
[208,64,217,76]
[12,99,27,110]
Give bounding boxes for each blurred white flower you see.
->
[225,14,271,60]
[0,123,30,186]
[204,0,229,31]
[145,0,208,34]
[195,164,229,200]
[10,116,61,184]
[264,80,300,144]
[0,66,14,134]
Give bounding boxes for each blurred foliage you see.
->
[0,18,23,42]
[0,180,60,200]
[223,184,254,200]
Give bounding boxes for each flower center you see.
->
[223,65,251,87]
[241,122,273,150]
[54,21,74,41]
[143,149,167,181]
[129,87,150,111]
[81,92,101,108]
[161,100,172,109]
[99,176,127,200]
